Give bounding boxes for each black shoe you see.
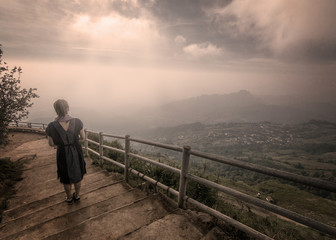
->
[73,192,80,202]
[66,198,73,205]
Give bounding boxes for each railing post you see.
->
[124,135,130,183]
[178,145,191,209]
[84,129,88,157]
[99,132,103,167]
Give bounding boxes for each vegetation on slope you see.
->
[85,125,336,240]
[0,157,24,222]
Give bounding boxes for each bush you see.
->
[0,158,24,222]
[0,45,38,145]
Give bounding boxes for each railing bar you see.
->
[102,145,125,154]
[190,149,336,193]
[101,156,125,169]
[129,168,179,197]
[87,139,99,146]
[86,130,100,135]
[185,197,273,240]
[87,148,99,157]
[8,126,46,134]
[13,121,45,125]
[129,137,183,152]
[187,174,336,237]
[101,133,125,139]
[128,153,181,175]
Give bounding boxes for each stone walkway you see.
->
[0,132,229,239]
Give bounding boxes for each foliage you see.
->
[0,45,39,145]
[0,158,24,222]
[215,198,329,240]
[186,180,217,207]
[87,132,125,173]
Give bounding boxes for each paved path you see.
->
[0,132,229,239]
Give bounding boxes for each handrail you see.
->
[185,197,273,240]
[83,128,336,238]
[86,129,100,135]
[130,137,183,152]
[128,152,181,175]
[190,149,336,193]
[187,174,336,236]
[102,144,125,154]
[87,138,99,146]
[9,123,336,239]
[9,121,47,130]
[88,129,336,239]
[102,133,125,139]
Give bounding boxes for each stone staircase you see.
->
[0,133,229,239]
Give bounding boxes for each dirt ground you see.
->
[0,132,46,157]
[1,132,47,222]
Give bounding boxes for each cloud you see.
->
[174,35,186,44]
[1,0,336,64]
[211,0,336,62]
[183,42,222,58]
[68,13,163,54]
[0,0,166,61]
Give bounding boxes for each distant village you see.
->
[152,122,303,149]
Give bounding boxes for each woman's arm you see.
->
[48,136,55,146]
[79,128,85,140]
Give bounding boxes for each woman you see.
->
[46,99,86,205]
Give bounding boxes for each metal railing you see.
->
[9,123,336,239]
[84,129,336,239]
[9,121,47,130]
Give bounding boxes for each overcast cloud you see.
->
[0,0,335,124]
[2,0,336,62]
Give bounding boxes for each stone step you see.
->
[43,194,173,240]
[13,163,106,199]
[3,189,154,240]
[6,169,110,210]
[119,213,204,240]
[16,158,100,188]
[3,168,117,219]
[21,157,101,176]
[0,182,134,239]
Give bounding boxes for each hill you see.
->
[120,90,336,135]
[150,90,336,126]
[28,90,336,134]
[143,120,336,184]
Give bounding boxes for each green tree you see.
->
[0,45,39,145]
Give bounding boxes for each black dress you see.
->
[46,118,86,184]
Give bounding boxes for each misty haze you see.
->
[1,1,336,239]
[0,0,335,136]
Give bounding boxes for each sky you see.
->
[1,0,336,122]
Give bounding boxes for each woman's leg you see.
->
[74,181,81,198]
[63,184,72,200]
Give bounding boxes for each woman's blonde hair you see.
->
[54,99,69,117]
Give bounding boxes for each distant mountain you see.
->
[27,90,336,134]
[134,90,336,131]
